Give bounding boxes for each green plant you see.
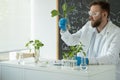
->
[51,2,86,59]
[63,42,86,59]
[51,2,75,18]
[25,40,44,52]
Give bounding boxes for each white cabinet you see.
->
[24,65,116,80]
[24,69,87,80]
[0,61,116,80]
[1,66,24,80]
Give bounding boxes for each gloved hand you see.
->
[76,56,89,66]
[58,18,67,31]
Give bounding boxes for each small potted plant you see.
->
[25,40,44,63]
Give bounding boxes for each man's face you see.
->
[89,5,103,27]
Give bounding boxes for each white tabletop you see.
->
[0,58,116,77]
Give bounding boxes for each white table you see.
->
[0,59,116,80]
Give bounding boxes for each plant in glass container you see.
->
[62,42,86,60]
[25,40,44,63]
[62,42,87,69]
[66,42,88,71]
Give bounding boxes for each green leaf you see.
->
[62,3,67,12]
[62,52,68,59]
[25,40,33,47]
[62,3,68,18]
[51,10,59,17]
[83,51,86,57]
[29,40,33,43]
[25,43,29,47]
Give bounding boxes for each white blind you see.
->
[0,0,31,53]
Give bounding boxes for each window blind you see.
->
[0,0,31,53]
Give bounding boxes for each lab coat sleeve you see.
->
[60,30,82,46]
[89,31,120,65]
[60,21,90,46]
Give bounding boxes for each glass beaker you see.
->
[34,49,40,63]
[80,57,88,71]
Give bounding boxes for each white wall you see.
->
[0,0,31,52]
[0,0,57,59]
[31,0,57,59]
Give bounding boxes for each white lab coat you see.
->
[61,21,120,65]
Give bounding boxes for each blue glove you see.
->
[76,56,89,66]
[58,18,67,31]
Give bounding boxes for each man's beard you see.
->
[91,18,102,28]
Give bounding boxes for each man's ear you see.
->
[102,13,106,18]
[104,12,108,18]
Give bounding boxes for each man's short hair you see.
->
[89,0,110,18]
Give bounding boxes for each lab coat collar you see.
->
[105,21,114,35]
[95,21,113,36]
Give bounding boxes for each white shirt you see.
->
[88,26,107,58]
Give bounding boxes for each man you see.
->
[59,1,120,65]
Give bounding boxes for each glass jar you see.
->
[80,57,88,71]
[34,49,40,63]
